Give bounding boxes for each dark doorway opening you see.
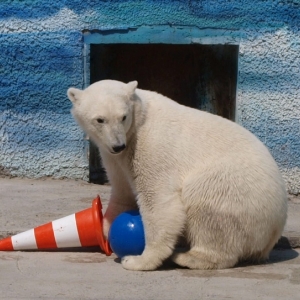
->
[89,44,239,184]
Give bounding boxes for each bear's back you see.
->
[135,88,271,165]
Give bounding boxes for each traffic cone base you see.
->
[0,196,112,255]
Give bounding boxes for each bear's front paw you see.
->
[121,255,157,271]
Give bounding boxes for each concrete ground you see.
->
[0,177,299,300]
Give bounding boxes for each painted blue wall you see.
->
[0,1,299,193]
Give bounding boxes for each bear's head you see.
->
[67,80,138,155]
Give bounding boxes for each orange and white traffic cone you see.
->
[0,195,112,255]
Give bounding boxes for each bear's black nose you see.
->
[112,144,126,153]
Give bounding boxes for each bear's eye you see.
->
[122,115,127,122]
[96,118,104,124]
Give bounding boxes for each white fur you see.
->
[68,80,287,271]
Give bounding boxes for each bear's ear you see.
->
[67,87,83,104]
[127,81,138,95]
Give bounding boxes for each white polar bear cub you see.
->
[68,80,287,271]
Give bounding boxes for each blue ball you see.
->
[108,210,145,258]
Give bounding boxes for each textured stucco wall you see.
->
[0,1,299,193]
[238,28,300,194]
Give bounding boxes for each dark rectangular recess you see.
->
[89,44,239,184]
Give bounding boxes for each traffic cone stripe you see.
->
[76,208,98,247]
[12,229,37,250]
[52,214,81,248]
[0,237,14,251]
[34,222,57,249]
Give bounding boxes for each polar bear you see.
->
[67,80,287,271]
